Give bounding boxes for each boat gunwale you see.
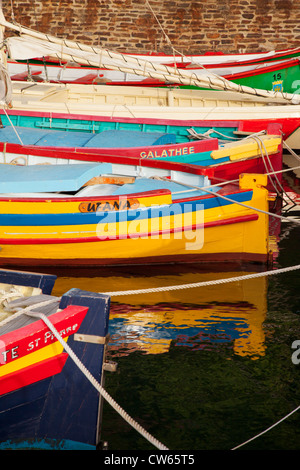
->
[222,57,300,81]
[0,184,248,204]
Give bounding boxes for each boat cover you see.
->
[0,162,111,193]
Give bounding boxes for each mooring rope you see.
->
[0,124,298,448]
[25,309,169,451]
[231,405,300,450]
[103,264,300,297]
[0,262,299,450]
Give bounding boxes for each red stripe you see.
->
[0,214,258,245]
[0,141,214,178]
[0,353,68,396]
[0,305,88,364]
[0,109,299,138]
[223,57,300,80]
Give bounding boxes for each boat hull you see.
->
[7,50,300,92]
[0,174,271,267]
[0,118,283,193]
[1,108,300,150]
[0,286,110,450]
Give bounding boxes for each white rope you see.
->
[0,262,299,450]
[25,309,169,451]
[165,176,300,225]
[231,405,300,450]
[103,264,300,297]
[0,297,59,328]
[1,106,23,145]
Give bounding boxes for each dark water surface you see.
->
[51,205,300,451]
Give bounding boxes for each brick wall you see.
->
[2,0,300,54]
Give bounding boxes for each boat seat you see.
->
[0,126,176,148]
[82,130,176,148]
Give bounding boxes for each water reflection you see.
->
[52,264,268,360]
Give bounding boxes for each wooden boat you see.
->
[0,121,283,189]
[5,20,300,94]
[3,80,300,150]
[0,159,272,266]
[0,122,218,163]
[164,57,300,95]
[1,19,300,149]
[2,105,298,152]
[0,267,111,450]
[7,53,300,96]
[1,15,300,105]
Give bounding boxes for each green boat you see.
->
[170,57,299,95]
[228,57,300,94]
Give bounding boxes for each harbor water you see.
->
[50,182,300,451]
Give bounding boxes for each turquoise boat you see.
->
[0,109,240,141]
[0,118,284,195]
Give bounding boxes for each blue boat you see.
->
[0,268,111,450]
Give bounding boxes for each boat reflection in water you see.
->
[52,263,268,360]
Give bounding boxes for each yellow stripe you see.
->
[0,339,67,377]
[0,201,253,240]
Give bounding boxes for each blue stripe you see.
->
[0,190,253,227]
[0,438,95,450]
[155,151,230,166]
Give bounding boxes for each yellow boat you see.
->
[0,160,271,267]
